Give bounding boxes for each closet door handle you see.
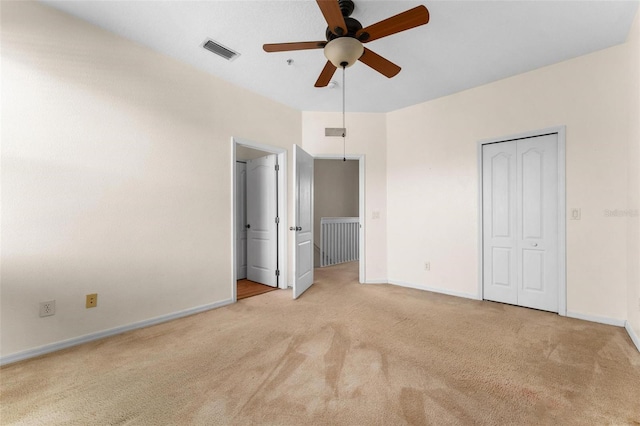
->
[531,242,538,247]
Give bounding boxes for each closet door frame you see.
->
[477,126,566,316]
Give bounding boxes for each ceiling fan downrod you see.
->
[339,0,355,17]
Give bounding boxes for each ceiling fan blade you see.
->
[316,0,347,36]
[356,5,429,43]
[358,48,401,78]
[263,41,327,53]
[315,61,337,87]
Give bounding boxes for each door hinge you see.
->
[275,216,280,224]
[275,164,280,171]
[276,270,280,276]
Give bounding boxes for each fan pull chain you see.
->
[342,65,346,162]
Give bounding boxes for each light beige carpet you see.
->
[2,262,639,425]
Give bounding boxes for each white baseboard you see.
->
[0,298,234,366]
[364,279,388,284]
[566,311,626,327]
[387,279,481,300]
[625,321,640,352]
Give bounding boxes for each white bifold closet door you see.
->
[482,134,559,312]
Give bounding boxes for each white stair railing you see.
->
[320,217,359,267]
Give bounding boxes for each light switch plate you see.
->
[570,208,581,220]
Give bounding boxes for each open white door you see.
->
[292,145,314,299]
[247,154,278,287]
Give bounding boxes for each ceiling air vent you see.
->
[202,39,240,61]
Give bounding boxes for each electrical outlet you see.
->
[424,262,431,271]
[39,300,56,317]
[86,293,98,308]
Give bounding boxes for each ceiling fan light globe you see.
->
[324,37,363,68]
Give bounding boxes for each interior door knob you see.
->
[246,224,250,229]
[531,242,538,247]
[297,226,302,231]
[290,226,296,231]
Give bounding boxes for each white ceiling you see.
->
[41,0,638,113]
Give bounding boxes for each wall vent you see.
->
[202,39,240,61]
[325,127,347,137]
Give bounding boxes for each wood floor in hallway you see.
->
[236,279,278,300]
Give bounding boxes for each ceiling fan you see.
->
[263,0,430,87]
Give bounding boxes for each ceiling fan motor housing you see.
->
[325,0,362,41]
[326,17,363,41]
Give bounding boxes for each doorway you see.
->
[232,138,287,302]
[313,158,360,267]
[478,127,566,314]
[290,148,366,299]
[313,154,366,285]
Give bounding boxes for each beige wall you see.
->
[627,11,640,341]
[313,159,359,267]
[302,112,387,282]
[1,2,301,358]
[387,38,633,320]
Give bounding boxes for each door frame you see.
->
[235,160,247,280]
[231,137,288,302]
[313,154,366,284]
[477,126,566,315]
